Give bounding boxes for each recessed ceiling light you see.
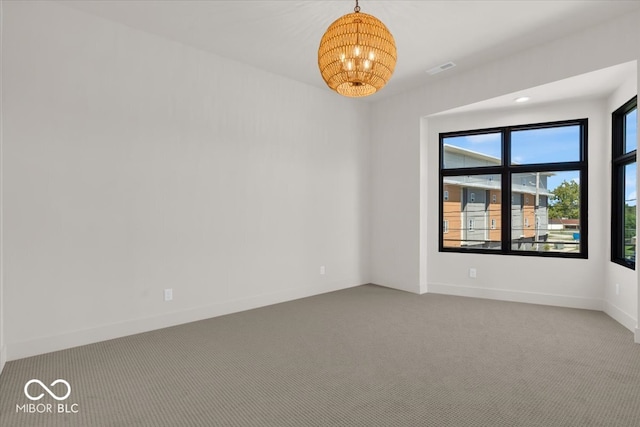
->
[515,96,530,103]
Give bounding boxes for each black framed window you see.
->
[612,96,637,269]
[439,119,588,258]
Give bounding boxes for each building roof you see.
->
[549,218,580,226]
[443,144,557,171]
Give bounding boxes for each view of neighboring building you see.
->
[442,145,553,250]
[549,218,580,230]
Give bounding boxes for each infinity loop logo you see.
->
[24,379,71,401]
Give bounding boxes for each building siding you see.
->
[442,146,551,250]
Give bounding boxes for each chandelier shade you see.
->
[318,4,397,98]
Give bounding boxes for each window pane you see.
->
[442,133,501,169]
[512,171,580,252]
[623,163,636,263]
[626,108,637,153]
[511,125,580,165]
[443,174,501,250]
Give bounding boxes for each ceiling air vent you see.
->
[426,61,456,76]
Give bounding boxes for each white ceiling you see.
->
[434,61,638,116]
[59,0,640,101]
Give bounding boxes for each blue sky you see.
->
[511,126,580,164]
[627,108,638,206]
[626,163,637,207]
[445,118,639,201]
[444,126,578,191]
[445,111,638,205]
[444,126,580,166]
[444,132,502,160]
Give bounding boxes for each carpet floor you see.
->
[1,284,639,426]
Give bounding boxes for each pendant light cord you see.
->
[354,0,360,13]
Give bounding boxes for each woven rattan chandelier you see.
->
[318,0,397,98]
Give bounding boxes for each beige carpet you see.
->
[1,284,639,426]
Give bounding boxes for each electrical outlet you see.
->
[469,268,477,278]
[615,283,620,295]
[164,288,173,301]
[320,265,326,275]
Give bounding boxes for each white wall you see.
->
[2,1,371,360]
[425,99,608,310]
[3,3,639,366]
[371,9,640,330]
[604,74,638,332]
[0,0,6,375]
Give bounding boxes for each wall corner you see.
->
[0,345,6,375]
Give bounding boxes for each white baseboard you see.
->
[370,279,420,294]
[603,301,637,333]
[427,282,603,310]
[7,281,362,361]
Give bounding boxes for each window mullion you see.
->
[502,129,511,253]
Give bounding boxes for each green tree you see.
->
[624,204,636,240]
[549,180,580,219]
